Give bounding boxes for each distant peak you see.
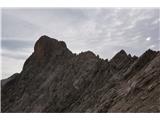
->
[132,55,138,60]
[111,49,127,60]
[139,49,158,59]
[145,49,156,54]
[109,49,131,67]
[118,49,127,55]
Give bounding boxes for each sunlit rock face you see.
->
[1,36,160,113]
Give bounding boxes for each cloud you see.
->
[2,48,31,60]
[1,8,160,78]
[2,55,24,79]
[2,39,34,51]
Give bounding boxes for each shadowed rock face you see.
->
[1,36,160,113]
[34,35,69,63]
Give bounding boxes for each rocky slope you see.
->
[1,35,160,112]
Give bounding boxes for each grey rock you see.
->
[1,36,160,113]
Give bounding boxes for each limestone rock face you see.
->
[1,36,160,113]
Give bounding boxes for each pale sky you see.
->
[1,8,160,79]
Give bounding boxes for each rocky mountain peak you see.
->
[109,49,132,69]
[22,35,72,69]
[110,49,127,62]
[118,49,127,55]
[136,49,158,64]
[143,49,157,56]
[34,35,67,57]
[123,49,158,80]
[1,36,160,113]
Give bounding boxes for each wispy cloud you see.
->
[2,39,34,51]
[1,8,160,78]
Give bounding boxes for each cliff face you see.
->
[1,36,160,112]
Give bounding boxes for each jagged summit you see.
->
[109,49,132,68]
[28,35,71,64]
[110,49,128,62]
[128,49,158,72]
[34,35,67,55]
[143,49,158,56]
[118,49,127,55]
[22,36,73,70]
[1,36,160,113]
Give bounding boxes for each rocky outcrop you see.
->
[1,36,160,112]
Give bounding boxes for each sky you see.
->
[1,8,160,79]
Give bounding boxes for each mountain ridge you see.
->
[1,35,160,112]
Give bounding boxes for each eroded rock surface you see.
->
[1,36,160,112]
